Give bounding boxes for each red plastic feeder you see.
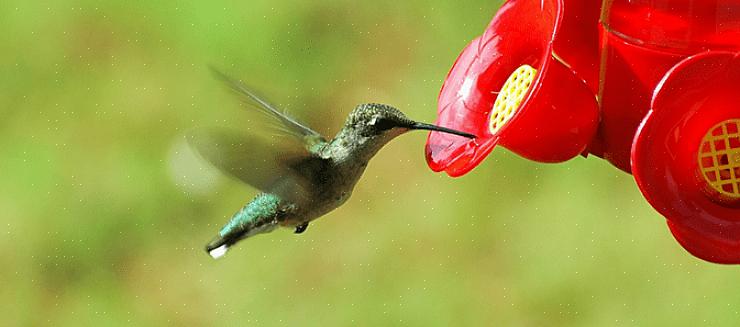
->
[425,0,599,177]
[427,0,740,263]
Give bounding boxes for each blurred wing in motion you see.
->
[209,67,328,152]
[187,128,326,204]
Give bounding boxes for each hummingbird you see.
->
[190,70,476,259]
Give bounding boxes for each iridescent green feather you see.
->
[219,193,281,237]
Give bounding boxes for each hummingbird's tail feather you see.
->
[204,193,283,259]
[205,235,234,259]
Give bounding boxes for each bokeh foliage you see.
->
[2,0,739,326]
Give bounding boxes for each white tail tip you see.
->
[208,244,229,259]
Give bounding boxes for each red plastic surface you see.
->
[425,0,598,177]
[632,52,740,264]
[603,0,740,54]
[597,29,685,172]
[554,0,602,92]
[598,0,740,172]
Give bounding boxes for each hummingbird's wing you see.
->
[187,128,327,204]
[210,68,329,152]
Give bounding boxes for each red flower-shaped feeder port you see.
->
[633,52,740,264]
[427,0,740,264]
[425,0,599,177]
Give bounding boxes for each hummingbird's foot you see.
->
[294,222,309,234]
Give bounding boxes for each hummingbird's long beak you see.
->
[409,122,476,139]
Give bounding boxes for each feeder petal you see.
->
[599,0,740,172]
[632,51,740,263]
[426,0,598,176]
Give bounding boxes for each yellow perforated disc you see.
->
[698,119,740,199]
[489,65,537,134]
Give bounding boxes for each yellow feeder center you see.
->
[698,119,740,199]
[489,65,537,134]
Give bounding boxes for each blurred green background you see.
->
[2,1,740,326]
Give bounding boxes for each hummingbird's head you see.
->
[346,103,476,139]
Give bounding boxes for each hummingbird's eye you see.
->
[373,118,397,132]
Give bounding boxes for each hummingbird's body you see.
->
[193,70,474,259]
